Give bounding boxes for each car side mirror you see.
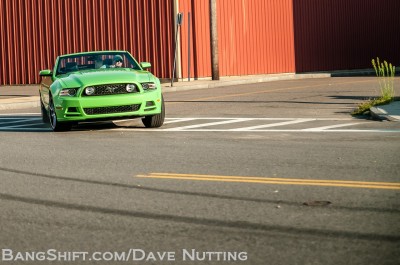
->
[140,62,151,69]
[39,69,52,76]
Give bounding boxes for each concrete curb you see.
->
[370,101,400,121]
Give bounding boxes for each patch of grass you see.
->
[352,57,395,116]
[372,57,395,99]
[351,97,393,115]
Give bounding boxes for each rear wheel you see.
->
[142,95,165,128]
[49,97,72,132]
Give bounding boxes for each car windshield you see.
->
[56,52,141,76]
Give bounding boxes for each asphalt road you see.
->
[0,77,399,265]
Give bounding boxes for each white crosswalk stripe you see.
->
[230,118,315,131]
[0,118,40,125]
[302,123,362,131]
[0,114,51,131]
[163,118,197,124]
[164,118,253,131]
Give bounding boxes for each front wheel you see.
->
[142,95,165,128]
[49,97,72,132]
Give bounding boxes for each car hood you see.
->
[57,69,153,87]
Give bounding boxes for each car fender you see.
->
[48,80,66,108]
[49,80,64,98]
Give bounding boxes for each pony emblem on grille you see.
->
[105,86,115,93]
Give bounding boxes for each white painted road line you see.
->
[0,119,39,127]
[163,118,198,124]
[107,128,400,133]
[164,118,254,131]
[3,122,47,128]
[163,117,355,121]
[302,123,362,131]
[230,118,315,131]
[0,115,399,133]
[0,118,41,126]
[0,113,41,116]
[0,127,51,131]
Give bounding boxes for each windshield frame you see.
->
[54,51,142,76]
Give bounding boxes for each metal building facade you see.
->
[292,0,400,72]
[0,0,175,85]
[178,0,295,79]
[1,0,399,85]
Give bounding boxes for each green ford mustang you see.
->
[39,51,165,131]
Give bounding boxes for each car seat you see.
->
[66,62,78,71]
[103,58,113,67]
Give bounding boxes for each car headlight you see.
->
[59,88,77,96]
[141,82,156,90]
[126,84,138,93]
[85,86,95,95]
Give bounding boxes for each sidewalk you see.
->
[0,73,399,121]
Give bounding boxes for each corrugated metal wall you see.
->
[0,0,175,85]
[178,0,211,79]
[218,0,295,76]
[178,0,296,79]
[2,0,398,85]
[293,0,400,72]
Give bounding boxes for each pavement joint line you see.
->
[137,173,400,190]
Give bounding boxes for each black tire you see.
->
[49,97,72,132]
[40,98,50,124]
[142,95,165,128]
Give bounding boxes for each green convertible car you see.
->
[39,51,165,131]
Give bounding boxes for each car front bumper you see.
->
[54,90,162,122]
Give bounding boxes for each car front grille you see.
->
[84,104,141,115]
[83,84,139,96]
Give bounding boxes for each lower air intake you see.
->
[84,104,141,115]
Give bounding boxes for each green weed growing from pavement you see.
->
[352,57,395,115]
[372,57,395,100]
